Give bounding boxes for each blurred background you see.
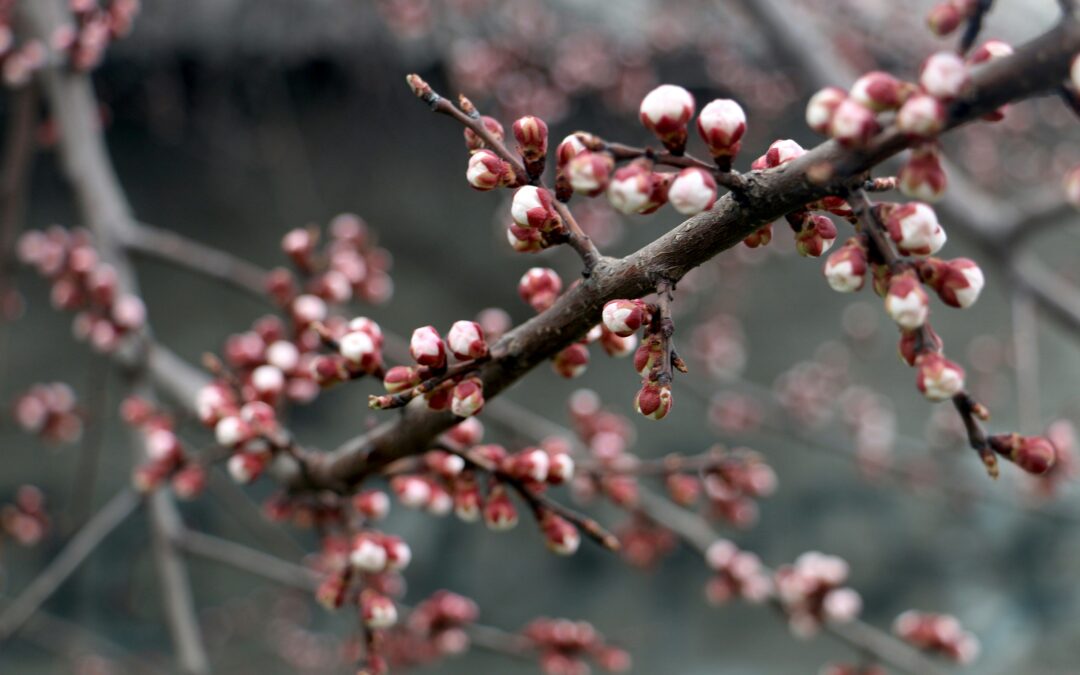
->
[3,0,1080,672]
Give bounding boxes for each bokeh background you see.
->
[3,0,1080,673]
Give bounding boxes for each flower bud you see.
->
[383,365,420,394]
[668,168,718,215]
[547,452,575,484]
[541,513,581,555]
[884,271,930,329]
[112,294,146,330]
[513,115,548,161]
[805,87,847,135]
[425,450,466,477]
[602,299,648,337]
[463,116,504,152]
[552,343,590,378]
[382,534,412,571]
[339,330,381,371]
[507,223,546,253]
[555,133,594,168]
[919,52,970,100]
[354,489,391,520]
[361,592,398,629]
[607,160,655,214]
[1012,436,1057,474]
[410,325,447,369]
[391,475,432,509]
[696,98,746,158]
[450,377,485,417]
[926,1,964,36]
[639,84,695,153]
[897,94,948,139]
[511,185,562,231]
[883,202,947,256]
[447,320,488,361]
[920,257,984,308]
[969,40,1013,65]
[794,214,838,258]
[898,325,942,366]
[742,223,773,248]
[759,139,805,169]
[483,484,518,530]
[350,534,388,573]
[914,352,965,401]
[348,316,384,347]
[1072,53,1080,94]
[214,415,252,448]
[899,145,947,201]
[316,573,348,610]
[227,451,266,484]
[635,382,673,420]
[466,149,512,191]
[823,238,868,292]
[290,294,327,326]
[566,151,614,196]
[822,588,863,623]
[852,71,914,112]
[598,326,638,358]
[829,99,880,147]
[518,267,562,312]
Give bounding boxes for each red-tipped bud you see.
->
[214,415,253,448]
[1012,436,1057,475]
[602,299,648,337]
[920,52,970,100]
[361,591,398,629]
[639,84,695,153]
[547,452,575,485]
[635,382,673,420]
[513,115,548,161]
[227,451,267,484]
[383,365,420,393]
[447,320,488,361]
[450,377,485,417]
[339,330,381,373]
[823,238,868,293]
[899,145,948,201]
[885,271,930,329]
[914,352,965,401]
[805,86,847,135]
[850,71,913,112]
[354,489,391,521]
[463,116,504,152]
[920,257,984,308]
[668,168,718,215]
[794,214,838,258]
[742,223,773,248]
[290,294,327,327]
[483,484,518,530]
[555,133,595,168]
[466,149,512,191]
[541,513,581,555]
[897,95,948,139]
[507,223,546,253]
[566,151,614,196]
[969,40,1014,65]
[927,2,964,36]
[518,267,562,312]
[883,202,947,256]
[410,325,447,369]
[552,343,589,378]
[511,186,562,231]
[696,98,746,158]
[391,475,433,509]
[350,533,388,572]
[829,99,880,147]
[172,464,206,499]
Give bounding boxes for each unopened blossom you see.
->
[350,534,388,572]
[541,513,581,555]
[566,151,614,196]
[518,267,562,312]
[753,139,805,170]
[227,451,266,484]
[920,52,970,100]
[598,326,637,358]
[805,87,847,135]
[410,325,447,369]
[507,224,545,253]
[462,115,504,152]
[823,238,868,292]
[850,71,912,111]
[894,610,981,664]
[607,160,656,214]
[1072,53,1080,94]
[339,330,380,372]
[639,84,695,152]
[553,343,590,378]
[742,223,773,248]
[548,451,575,484]
[899,145,947,201]
[508,448,550,483]
[214,415,252,448]
[919,257,984,308]
[391,475,433,509]
[361,591,398,629]
[885,272,930,329]
[915,352,965,401]
[466,149,511,191]
[829,98,879,147]
[382,365,420,394]
[513,115,548,161]
[447,320,488,361]
[290,294,327,326]
[511,186,561,231]
[355,490,391,521]
[450,377,485,417]
[897,94,947,139]
[483,484,518,530]
[970,39,1014,64]
[926,1,967,36]
[990,433,1057,474]
[635,382,673,420]
[602,299,648,337]
[383,535,412,570]
[883,202,947,256]
[349,316,384,347]
[795,214,838,258]
[668,168,718,215]
[555,133,593,168]
[696,98,746,159]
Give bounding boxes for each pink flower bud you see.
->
[240,400,278,434]
[1064,165,1080,210]
[463,115,504,152]
[566,151,614,196]
[383,365,420,393]
[598,326,637,358]
[513,115,548,161]
[265,340,300,372]
[635,382,673,420]
[823,238,868,292]
[466,149,512,191]
[507,223,546,253]
[483,484,518,530]
[350,534,388,572]
[509,448,550,483]
[281,228,315,264]
[885,271,930,329]
[361,591,398,629]
[602,299,648,337]
[146,428,182,465]
[348,316,383,347]
[899,145,947,201]
[761,139,806,169]
[898,325,943,366]
[511,186,561,231]
[339,330,381,373]
[555,133,594,168]
[926,1,964,36]
[896,94,948,140]
[696,98,746,158]
[382,534,412,571]
[742,223,773,248]
[541,513,581,555]
[290,294,327,326]
[214,415,252,448]
[552,343,590,378]
[410,325,447,369]
[354,489,391,520]
[316,573,348,610]
[883,202,947,256]
[920,257,984,308]
[639,84,695,152]
[920,52,970,100]
[829,99,880,147]
[969,40,1013,65]
[447,320,488,361]
[1013,436,1057,475]
[822,588,863,623]
[518,267,562,312]
[172,464,207,500]
[453,475,482,522]
[606,160,654,214]
[548,452,575,484]
[391,475,432,509]
[450,377,485,417]
[668,168,718,215]
[851,71,914,112]
[805,86,847,135]
[111,294,146,330]
[251,364,286,397]
[227,451,266,484]
[794,214,838,258]
[915,352,965,401]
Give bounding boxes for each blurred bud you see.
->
[920,52,970,100]
[518,267,562,312]
[899,145,947,201]
[410,325,447,369]
[805,87,847,135]
[553,343,590,378]
[450,377,485,417]
[897,95,948,139]
[882,202,947,256]
[915,352,965,401]
[829,99,879,147]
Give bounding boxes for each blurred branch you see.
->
[1012,290,1041,433]
[0,489,141,643]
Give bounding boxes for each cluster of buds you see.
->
[566,390,642,507]
[522,618,631,675]
[703,539,772,606]
[17,227,147,353]
[12,382,83,444]
[602,297,677,421]
[699,448,777,528]
[1,485,50,546]
[306,315,385,391]
[616,517,678,569]
[508,186,566,253]
[0,6,45,88]
[217,314,324,403]
[50,0,140,73]
[987,433,1057,475]
[405,590,480,657]
[893,610,980,664]
[124,396,207,498]
[774,552,863,637]
[268,213,394,308]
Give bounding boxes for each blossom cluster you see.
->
[52,0,140,72]
[697,447,777,528]
[522,617,631,675]
[893,610,980,664]
[703,539,772,606]
[124,396,207,498]
[601,297,677,420]
[0,5,45,88]
[774,552,863,637]
[1,484,50,546]
[12,382,83,444]
[17,227,147,353]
